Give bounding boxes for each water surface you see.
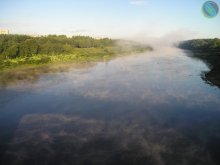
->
[0,48,220,165]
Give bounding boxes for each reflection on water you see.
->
[0,62,97,88]
[0,48,220,165]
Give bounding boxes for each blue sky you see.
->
[0,0,220,39]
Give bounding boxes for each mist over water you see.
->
[0,47,220,165]
[1,0,220,164]
[125,29,199,49]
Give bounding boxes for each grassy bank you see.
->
[0,48,115,69]
[0,47,151,86]
[0,35,152,71]
[0,47,150,70]
[0,35,152,86]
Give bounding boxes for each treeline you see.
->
[179,38,220,52]
[0,35,115,59]
[0,34,152,69]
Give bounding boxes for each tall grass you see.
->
[0,47,150,70]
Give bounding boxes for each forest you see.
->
[0,34,152,69]
[178,38,220,51]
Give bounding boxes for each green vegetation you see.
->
[0,34,152,70]
[179,39,220,88]
[179,38,220,52]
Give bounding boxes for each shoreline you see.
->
[192,52,220,88]
[0,49,152,87]
[0,34,152,71]
[178,39,220,88]
[0,47,150,71]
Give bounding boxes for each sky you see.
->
[0,0,220,40]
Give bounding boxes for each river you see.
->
[0,48,220,165]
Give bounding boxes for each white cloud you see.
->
[130,0,147,5]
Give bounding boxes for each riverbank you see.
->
[179,39,220,88]
[0,35,153,86]
[0,49,152,87]
[192,52,220,87]
[0,35,152,70]
[0,47,149,70]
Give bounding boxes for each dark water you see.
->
[0,48,220,165]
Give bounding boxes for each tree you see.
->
[0,34,116,59]
[19,39,39,57]
[4,44,19,59]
